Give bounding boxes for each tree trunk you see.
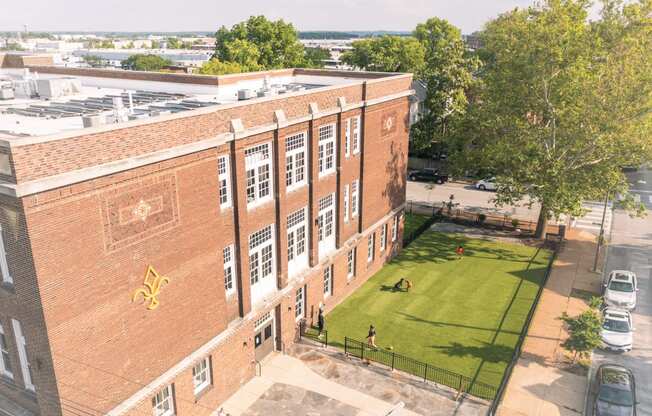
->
[535,205,548,239]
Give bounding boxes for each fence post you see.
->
[361,341,365,361]
[424,363,428,382]
[391,352,395,371]
[344,337,348,355]
[299,321,303,340]
[325,331,328,348]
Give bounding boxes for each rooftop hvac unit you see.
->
[128,113,150,121]
[150,109,172,117]
[82,114,105,128]
[237,89,256,101]
[36,78,82,99]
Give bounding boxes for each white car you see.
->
[601,308,634,352]
[475,177,497,191]
[603,270,638,310]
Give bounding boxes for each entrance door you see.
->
[254,319,275,361]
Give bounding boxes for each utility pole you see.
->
[593,190,610,272]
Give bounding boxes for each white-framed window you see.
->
[192,357,212,395]
[249,224,277,305]
[323,265,333,297]
[285,132,307,192]
[318,124,336,177]
[217,155,232,209]
[317,194,336,258]
[0,324,13,380]
[352,116,361,155]
[223,245,237,296]
[287,207,308,275]
[347,249,356,280]
[344,118,351,158]
[351,180,359,218]
[245,143,273,208]
[367,233,375,263]
[152,384,175,416]
[391,216,398,242]
[295,286,305,320]
[380,224,387,251]
[11,319,33,392]
[343,185,350,224]
[0,226,12,285]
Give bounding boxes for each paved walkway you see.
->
[497,229,603,416]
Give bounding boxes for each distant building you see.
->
[73,48,213,68]
[463,33,483,51]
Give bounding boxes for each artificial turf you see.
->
[326,231,552,389]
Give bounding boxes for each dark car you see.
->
[592,364,637,416]
[408,168,449,184]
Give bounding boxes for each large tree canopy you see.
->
[411,18,479,152]
[449,0,652,236]
[212,15,306,72]
[341,36,425,73]
[121,54,172,71]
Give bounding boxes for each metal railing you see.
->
[299,320,328,348]
[344,337,497,401]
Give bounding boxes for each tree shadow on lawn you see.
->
[430,340,515,364]
[397,312,521,336]
[396,232,543,267]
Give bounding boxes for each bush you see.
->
[478,213,487,224]
[559,297,603,363]
[511,218,520,228]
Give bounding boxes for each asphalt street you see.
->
[588,166,652,416]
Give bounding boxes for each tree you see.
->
[560,297,603,363]
[341,36,425,73]
[304,47,330,68]
[123,41,135,49]
[99,40,115,49]
[449,0,652,237]
[410,18,479,153]
[150,40,161,49]
[167,37,182,49]
[198,59,244,75]
[213,15,306,70]
[121,54,172,72]
[82,55,108,67]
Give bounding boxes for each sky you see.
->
[1,0,540,34]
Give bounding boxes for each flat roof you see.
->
[0,67,373,139]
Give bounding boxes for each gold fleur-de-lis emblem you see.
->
[132,266,170,310]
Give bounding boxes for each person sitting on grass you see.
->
[405,279,413,292]
[455,245,465,260]
[393,278,405,291]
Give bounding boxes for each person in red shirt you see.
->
[455,245,465,260]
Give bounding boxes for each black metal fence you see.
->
[344,337,497,401]
[299,320,328,347]
[486,248,559,415]
[406,200,561,236]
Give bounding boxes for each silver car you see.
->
[601,308,634,352]
[603,270,638,311]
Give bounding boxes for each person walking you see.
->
[317,308,325,339]
[366,325,377,349]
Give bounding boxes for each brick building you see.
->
[0,62,413,416]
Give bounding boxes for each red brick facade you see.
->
[0,68,412,416]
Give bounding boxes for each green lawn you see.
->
[326,231,551,390]
[403,212,431,238]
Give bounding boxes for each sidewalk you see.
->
[497,229,603,416]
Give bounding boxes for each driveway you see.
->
[588,167,652,416]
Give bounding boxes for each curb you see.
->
[583,353,594,416]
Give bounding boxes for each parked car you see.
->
[601,308,634,352]
[603,270,638,311]
[592,364,637,416]
[408,168,449,184]
[475,177,497,191]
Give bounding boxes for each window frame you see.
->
[11,319,34,392]
[318,124,337,177]
[223,244,237,297]
[192,357,212,396]
[367,233,375,263]
[351,180,359,218]
[391,216,398,242]
[344,118,351,158]
[248,225,275,287]
[343,184,350,224]
[352,116,361,155]
[380,224,387,251]
[0,225,12,285]
[323,265,333,297]
[245,143,273,209]
[152,384,175,416]
[347,249,356,280]
[285,132,308,193]
[295,286,305,321]
[217,155,232,210]
[0,323,13,380]
[287,207,308,273]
